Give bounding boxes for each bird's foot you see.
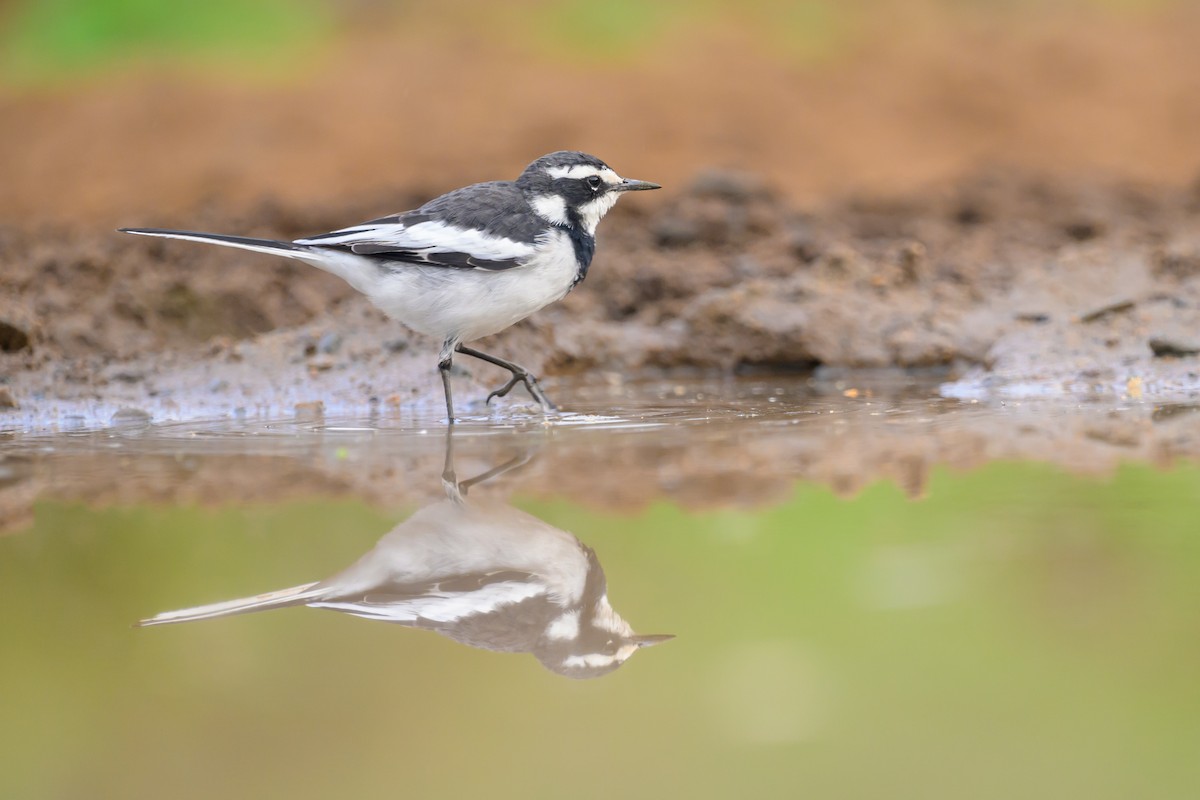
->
[485,374,523,405]
[486,372,557,413]
[525,377,558,413]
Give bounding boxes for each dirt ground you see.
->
[2,4,1200,428]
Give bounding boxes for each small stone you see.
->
[785,218,825,263]
[1150,337,1200,358]
[317,331,343,355]
[1152,243,1200,280]
[110,407,152,427]
[1064,220,1104,241]
[653,216,701,248]
[0,387,17,409]
[384,338,410,354]
[688,169,769,202]
[294,401,324,418]
[0,320,30,353]
[1078,299,1136,324]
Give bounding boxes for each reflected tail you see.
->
[137,581,323,627]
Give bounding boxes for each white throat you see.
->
[576,193,620,235]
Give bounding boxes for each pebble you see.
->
[110,407,152,427]
[1149,337,1200,358]
[317,331,343,355]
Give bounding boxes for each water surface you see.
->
[2,375,1198,799]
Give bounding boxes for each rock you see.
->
[1149,337,1200,358]
[294,401,325,419]
[0,320,30,353]
[784,217,826,263]
[1078,299,1136,324]
[652,216,702,248]
[110,407,152,427]
[1152,242,1200,280]
[0,387,17,409]
[688,169,771,203]
[317,331,343,354]
[1063,219,1104,241]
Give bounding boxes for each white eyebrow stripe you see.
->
[546,610,580,640]
[563,653,618,669]
[546,164,609,180]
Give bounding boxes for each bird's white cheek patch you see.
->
[546,610,581,640]
[531,194,569,225]
[592,595,635,636]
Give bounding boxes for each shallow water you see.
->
[2,375,1199,799]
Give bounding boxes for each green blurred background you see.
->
[2,461,1199,799]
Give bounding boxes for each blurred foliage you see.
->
[1,461,1198,798]
[526,0,850,63]
[0,0,1185,83]
[0,0,328,82]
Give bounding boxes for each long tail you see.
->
[137,581,324,627]
[119,228,379,294]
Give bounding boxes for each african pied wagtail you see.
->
[138,431,673,679]
[120,151,660,421]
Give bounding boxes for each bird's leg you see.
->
[459,450,537,495]
[454,344,557,412]
[438,340,456,424]
[440,426,465,503]
[438,360,456,424]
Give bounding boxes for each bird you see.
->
[137,431,673,679]
[120,151,661,422]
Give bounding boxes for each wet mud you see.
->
[3,167,1200,430]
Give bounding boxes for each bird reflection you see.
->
[139,432,672,679]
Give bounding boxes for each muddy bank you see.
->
[3,167,1200,429]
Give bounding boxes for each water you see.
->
[2,375,1199,799]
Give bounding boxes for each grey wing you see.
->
[294,182,541,271]
[309,571,546,624]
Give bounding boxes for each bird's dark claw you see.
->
[486,372,557,413]
[525,377,557,412]
[486,375,523,405]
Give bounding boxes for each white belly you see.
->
[366,230,579,344]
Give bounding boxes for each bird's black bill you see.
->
[616,178,662,192]
[632,634,675,647]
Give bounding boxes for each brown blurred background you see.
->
[2,0,1199,226]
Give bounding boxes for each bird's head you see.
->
[535,591,674,679]
[517,151,661,235]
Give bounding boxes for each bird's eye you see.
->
[586,175,603,191]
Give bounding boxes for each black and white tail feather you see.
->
[120,151,660,422]
[137,581,323,627]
